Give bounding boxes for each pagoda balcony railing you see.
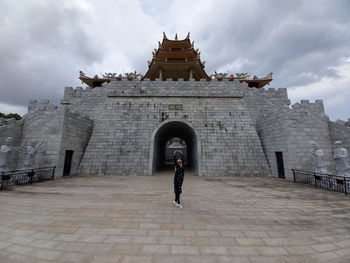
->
[0,166,56,191]
[292,169,349,195]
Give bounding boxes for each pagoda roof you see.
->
[155,49,199,62]
[144,59,210,81]
[78,32,273,88]
[79,72,110,88]
[160,32,192,50]
[242,79,272,89]
[143,33,209,80]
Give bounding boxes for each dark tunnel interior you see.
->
[152,121,198,174]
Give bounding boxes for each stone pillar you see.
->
[189,69,193,80]
[159,68,163,81]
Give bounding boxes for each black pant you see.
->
[175,192,181,204]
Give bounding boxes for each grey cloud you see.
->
[0,0,102,107]
[193,0,350,88]
[1,0,349,121]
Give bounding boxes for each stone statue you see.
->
[0,137,13,172]
[17,141,45,169]
[313,144,327,173]
[333,141,350,176]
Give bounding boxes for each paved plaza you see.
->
[0,172,350,263]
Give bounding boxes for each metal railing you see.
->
[292,169,349,195]
[0,166,56,190]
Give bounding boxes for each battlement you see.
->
[291,99,324,110]
[64,86,92,92]
[244,86,290,106]
[105,78,246,98]
[28,100,59,113]
[254,87,288,96]
[105,78,250,89]
[290,100,327,119]
[335,118,350,127]
[0,117,23,127]
[62,86,93,105]
[64,86,92,97]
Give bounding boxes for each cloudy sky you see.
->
[0,0,349,120]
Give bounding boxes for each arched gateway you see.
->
[149,119,202,176]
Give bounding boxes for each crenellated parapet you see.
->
[252,87,289,100]
[61,86,92,105]
[0,117,23,127]
[28,100,59,114]
[290,99,327,119]
[334,118,350,127]
[105,78,246,98]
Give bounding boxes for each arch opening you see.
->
[150,120,201,175]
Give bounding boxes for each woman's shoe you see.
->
[178,204,183,208]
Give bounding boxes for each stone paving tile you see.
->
[142,244,170,254]
[152,255,185,263]
[284,245,316,255]
[236,237,266,246]
[121,255,153,263]
[0,173,350,262]
[104,235,132,244]
[170,245,199,255]
[54,241,86,252]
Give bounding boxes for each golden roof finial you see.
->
[175,33,178,40]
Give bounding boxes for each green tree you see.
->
[0,112,22,120]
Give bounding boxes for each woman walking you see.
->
[173,158,185,208]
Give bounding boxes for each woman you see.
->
[173,159,185,208]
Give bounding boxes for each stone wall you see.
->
[329,120,350,156]
[256,110,290,179]
[243,87,291,124]
[19,100,64,172]
[76,79,270,176]
[18,100,92,177]
[57,109,93,177]
[257,100,334,180]
[0,118,23,170]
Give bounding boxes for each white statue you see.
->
[333,141,350,176]
[0,137,13,172]
[313,144,327,173]
[18,141,45,169]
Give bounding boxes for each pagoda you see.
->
[79,32,273,88]
[143,32,210,81]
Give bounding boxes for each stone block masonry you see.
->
[9,100,92,177]
[0,118,23,170]
[257,100,334,179]
[77,96,270,176]
[75,79,270,176]
[57,109,92,178]
[19,100,64,171]
[1,78,339,179]
[329,120,350,156]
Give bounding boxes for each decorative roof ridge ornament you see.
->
[175,33,178,40]
[163,32,167,39]
[186,32,190,39]
[209,72,273,88]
